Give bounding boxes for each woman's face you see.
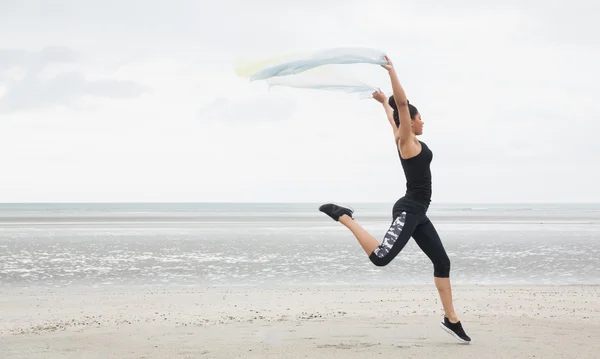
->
[412,113,424,135]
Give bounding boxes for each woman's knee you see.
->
[433,257,451,278]
[369,252,392,267]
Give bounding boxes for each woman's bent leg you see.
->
[340,211,419,266]
[338,214,380,255]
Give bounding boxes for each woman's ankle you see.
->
[446,313,459,323]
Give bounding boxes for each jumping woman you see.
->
[318,55,471,343]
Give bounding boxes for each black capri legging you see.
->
[368,210,451,278]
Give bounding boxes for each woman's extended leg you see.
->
[411,218,455,319]
[411,216,471,343]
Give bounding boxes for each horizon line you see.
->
[0,201,599,205]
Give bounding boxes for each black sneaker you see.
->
[440,316,471,344]
[318,203,354,221]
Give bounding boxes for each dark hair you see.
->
[388,95,418,128]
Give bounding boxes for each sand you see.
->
[1,284,599,358]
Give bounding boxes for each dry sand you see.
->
[1,284,599,358]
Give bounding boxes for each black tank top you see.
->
[398,141,433,207]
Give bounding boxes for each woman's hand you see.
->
[372,89,387,104]
[381,55,394,72]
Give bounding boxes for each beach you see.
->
[1,284,599,358]
[1,202,600,358]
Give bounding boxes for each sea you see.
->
[1,202,599,289]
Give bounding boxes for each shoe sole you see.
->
[439,323,471,344]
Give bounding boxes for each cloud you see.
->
[0,46,77,71]
[0,46,150,113]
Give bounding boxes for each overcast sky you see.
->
[0,0,598,203]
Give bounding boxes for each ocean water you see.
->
[0,202,599,288]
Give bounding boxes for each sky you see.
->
[0,0,598,203]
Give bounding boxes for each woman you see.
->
[318,55,471,343]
